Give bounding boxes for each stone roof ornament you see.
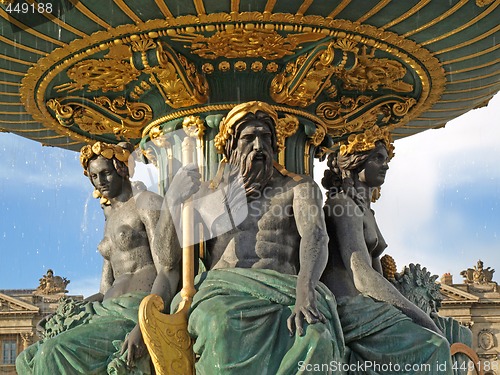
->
[34,269,70,295]
[460,260,495,285]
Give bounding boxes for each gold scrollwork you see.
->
[270,42,339,107]
[308,126,326,147]
[148,125,169,148]
[304,124,327,175]
[47,98,117,135]
[170,26,326,60]
[182,115,205,139]
[317,96,417,137]
[339,46,414,92]
[143,41,209,108]
[476,0,494,6]
[20,13,444,145]
[276,114,299,152]
[94,96,153,133]
[47,97,152,139]
[54,59,140,93]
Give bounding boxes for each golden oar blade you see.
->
[139,294,195,375]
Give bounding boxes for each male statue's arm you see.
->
[330,195,442,335]
[150,163,201,310]
[287,179,329,336]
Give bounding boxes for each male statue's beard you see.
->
[229,149,273,197]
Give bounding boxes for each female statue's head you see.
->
[322,126,394,203]
[80,142,134,201]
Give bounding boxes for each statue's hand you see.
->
[287,285,326,336]
[120,324,147,368]
[166,164,201,206]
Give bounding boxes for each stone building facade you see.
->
[0,270,82,374]
[438,261,500,375]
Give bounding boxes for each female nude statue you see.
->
[17,141,163,374]
[321,126,453,374]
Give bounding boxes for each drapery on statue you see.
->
[320,126,459,374]
[17,141,165,374]
[144,101,343,374]
[34,269,69,295]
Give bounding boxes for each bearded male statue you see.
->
[153,101,343,374]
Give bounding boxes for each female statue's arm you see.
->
[330,196,442,334]
[123,191,181,367]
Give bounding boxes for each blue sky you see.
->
[1,93,499,296]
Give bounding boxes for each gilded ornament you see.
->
[130,38,157,53]
[270,42,340,107]
[218,61,231,72]
[333,39,359,53]
[202,63,214,74]
[141,103,327,140]
[140,81,151,90]
[476,0,494,6]
[172,27,326,60]
[316,96,416,137]
[308,126,326,147]
[19,13,444,145]
[94,96,147,120]
[149,126,169,148]
[47,98,111,134]
[275,114,299,151]
[47,97,152,139]
[104,44,132,61]
[54,59,140,93]
[339,125,394,159]
[140,41,209,109]
[182,115,205,139]
[234,61,247,71]
[339,46,413,92]
[380,254,398,280]
[251,61,263,72]
[266,62,279,72]
[73,110,113,135]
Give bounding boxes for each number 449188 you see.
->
[6,2,53,14]
[452,360,498,372]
